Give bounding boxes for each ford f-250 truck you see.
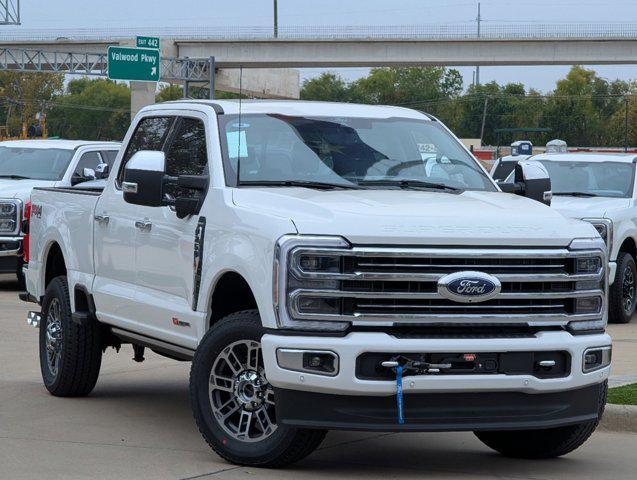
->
[0,139,120,285]
[21,100,611,468]
[501,152,637,324]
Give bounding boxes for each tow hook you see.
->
[382,356,453,425]
[27,311,41,328]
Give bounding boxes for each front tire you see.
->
[39,276,103,396]
[474,381,607,459]
[190,310,326,467]
[609,252,636,324]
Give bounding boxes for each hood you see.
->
[0,179,56,203]
[232,188,598,247]
[551,196,631,219]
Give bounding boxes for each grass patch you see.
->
[607,383,637,405]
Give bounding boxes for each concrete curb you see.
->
[600,404,637,433]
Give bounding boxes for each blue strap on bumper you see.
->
[396,365,404,424]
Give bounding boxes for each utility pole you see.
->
[273,0,278,38]
[625,97,629,152]
[475,2,481,86]
[480,95,489,143]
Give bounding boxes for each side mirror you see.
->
[500,160,552,206]
[123,151,166,207]
[95,162,109,179]
[83,168,96,180]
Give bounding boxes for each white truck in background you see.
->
[501,152,637,324]
[22,100,611,468]
[0,140,120,285]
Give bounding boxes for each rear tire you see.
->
[190,310,326,467]
[39,276,103,397]
[474,381,607,459]
[609,252,636,324]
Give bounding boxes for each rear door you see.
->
[131,112,210,346]
[93,116,176,327]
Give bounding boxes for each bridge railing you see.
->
[1,23,637,41]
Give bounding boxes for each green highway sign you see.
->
[107,46,160,82]
[137,36,160,50]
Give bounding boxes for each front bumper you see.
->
[262,330,611,396]
[274,382,606,432]
[0,236,21,273]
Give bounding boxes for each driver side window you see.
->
[117,116,175,186]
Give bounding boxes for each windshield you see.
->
[0,147,75,181]
[532,160,634,198]
[219,114,496,192]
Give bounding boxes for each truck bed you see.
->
[26,187,102,301]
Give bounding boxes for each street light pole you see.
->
[475,2,481,85]
[274,0,278,38]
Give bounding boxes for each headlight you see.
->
[0,200,20,234]
[583,218,612,248]
[274,235,350,331]
[567,238,608,333]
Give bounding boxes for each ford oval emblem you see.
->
[437,271,501,303]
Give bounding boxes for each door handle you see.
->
[94,214,109,225]
[135,220,152,232]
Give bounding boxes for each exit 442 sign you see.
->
[107,46,160,82]
[137,36,160,49]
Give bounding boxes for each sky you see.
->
[4,0,637,92]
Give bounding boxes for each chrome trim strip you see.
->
[291,288,603,301]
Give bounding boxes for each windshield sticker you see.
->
[226,131,248,158]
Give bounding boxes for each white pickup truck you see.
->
[501,152,637,324]
[0,139,120,285]
[22,100,611,468]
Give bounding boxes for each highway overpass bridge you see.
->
[1,24,637,114]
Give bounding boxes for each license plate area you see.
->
[355,351,570,380]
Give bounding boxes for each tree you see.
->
[47,78,130,141]
[156,84,183,102]
[300,72,350,102]
[0,72,64,136]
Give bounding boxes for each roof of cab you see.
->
[531,152,637,164]
[0,139,121,150]
[149,99,433,120]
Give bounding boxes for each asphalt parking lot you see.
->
[1,274,635,480]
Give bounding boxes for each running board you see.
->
[110,328,195,361]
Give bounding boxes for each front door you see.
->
[93,116,176,328]
[132,114,210,347]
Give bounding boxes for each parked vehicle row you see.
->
[16,100,612,467]
[0,140,120,286]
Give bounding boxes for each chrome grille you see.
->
[286,246,605,326]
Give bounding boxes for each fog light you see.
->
[582,346,611,372]
[575,296,601,314]
[276,349,339,376]
[303,352,337,374]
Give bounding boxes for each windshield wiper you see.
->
[358,179,461,192]
[0,174,30,180]
[238,180,363,190]
[552,191,599,197]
